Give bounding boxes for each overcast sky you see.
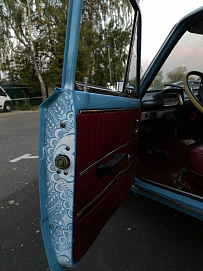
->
[139,0,203,71]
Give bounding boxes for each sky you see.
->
[139,0,203,72]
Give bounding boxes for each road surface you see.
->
[0,111,203,271]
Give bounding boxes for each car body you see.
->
[0,86,12,112]
[38,1,203,270]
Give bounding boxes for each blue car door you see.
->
[39,0,141,270]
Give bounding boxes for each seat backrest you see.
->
[188,144,203,175]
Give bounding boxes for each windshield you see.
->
[148,20,203,92]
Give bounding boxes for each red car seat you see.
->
[187,144,203,197]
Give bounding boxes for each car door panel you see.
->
[75,109,140,210]
[74,109,140,261]
[74,159,137,262]
[38,0,142,268]
[39,89,141,268]
[39,90,77,269]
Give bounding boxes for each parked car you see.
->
[0,86,12,112]
[38,1,203,270]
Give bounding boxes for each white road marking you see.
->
[9,154,39,163]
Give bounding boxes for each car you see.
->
[0,86,12,112]
[38,1,203,270]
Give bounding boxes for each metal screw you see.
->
[66,146,70,151]
[57,169,61,174]
[60,122,66,128]
[64,171,68,176]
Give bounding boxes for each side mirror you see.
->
[126,85,134,94]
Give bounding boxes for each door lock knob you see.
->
[55,155,70,169]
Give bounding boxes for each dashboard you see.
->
[74,81,200,122]
[141,88,188,121]
[163,92,183,107]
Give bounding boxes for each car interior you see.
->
[137,74,203,198]
[136,20,203,198]
[75,19,203,199]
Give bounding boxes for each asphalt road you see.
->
[0,110,203,271]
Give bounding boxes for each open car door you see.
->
[39,0,141,269]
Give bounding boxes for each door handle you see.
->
[97,153,126,178]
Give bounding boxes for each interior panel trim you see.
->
[78,157,137,218]
[79,108,140,114]
[79,138,138,176]
[136,176,203,202]
[133,186,203,216]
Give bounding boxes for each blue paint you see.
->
[62,0,83,90]
[39,0,84,269]
[39,90,78,269]
[72,91,141,113]
[41,219,66,271]
[132,177,203,221]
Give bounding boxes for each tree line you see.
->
[0,0,133,101]
[151,66,190,88]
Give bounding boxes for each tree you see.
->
[36,0,69,88]
[0,0,47,101]
[166,66,187,83]
[0,0,136,95]
[75,0,133,86]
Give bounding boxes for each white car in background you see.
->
[0,86,12,112]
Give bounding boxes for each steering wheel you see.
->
[183,71,203,113]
